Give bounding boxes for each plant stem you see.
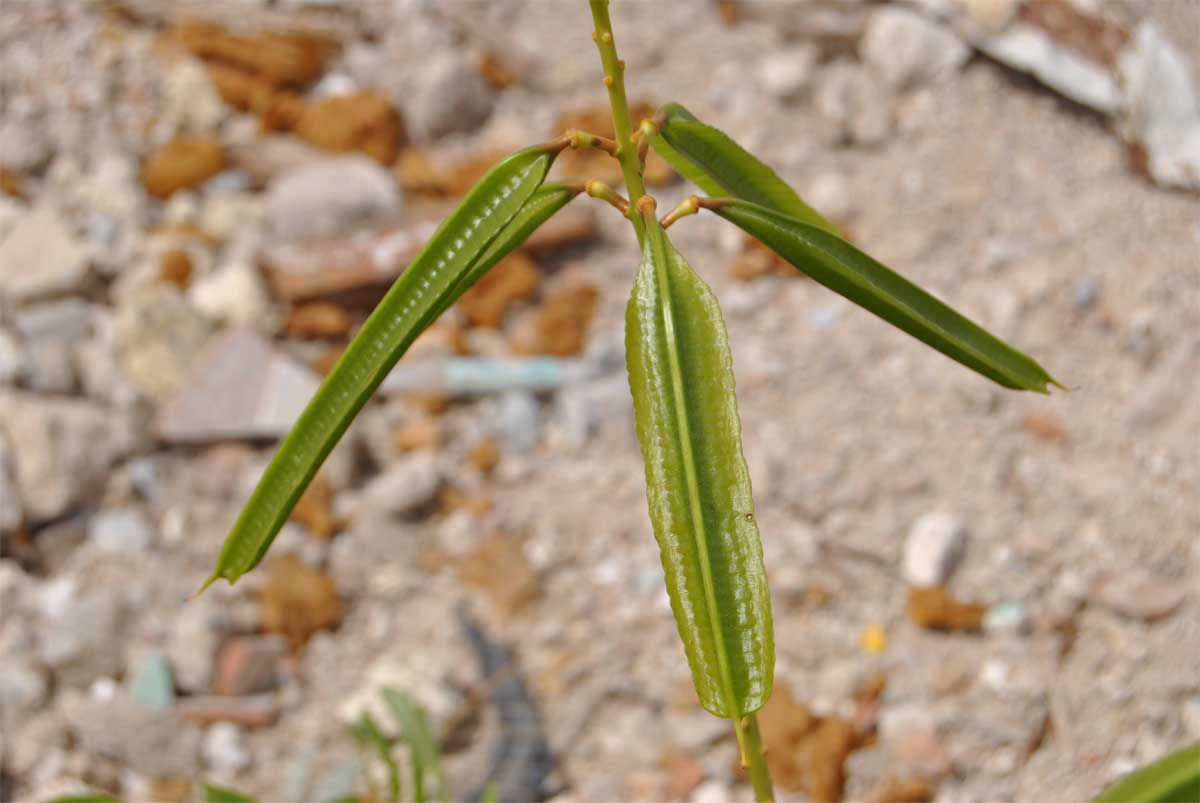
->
[739,713,775,803]
[588,0,647,245]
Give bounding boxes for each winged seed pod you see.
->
[200,143,572,591]
[626,202,773,719]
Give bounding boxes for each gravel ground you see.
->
[0,1,1197,802]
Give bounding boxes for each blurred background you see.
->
[0,1,1197,801]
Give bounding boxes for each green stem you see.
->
[739,713,775,803]
[588,0,647,245]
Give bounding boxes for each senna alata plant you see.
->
[201,2,1060,799]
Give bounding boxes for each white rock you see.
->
[862,7,970,89]
[806,170,854,221]
[406,52,495,142]
[816,61,895,146]
[203,722,252,772]
[0,117,52,173]
[0,432,22,538]
[0,328,27,387]
[13,299,95,394]
[166,595,222,694]
[87,508,155,555]
[0,204,92,304]
[115,283,214,402]
[0,391,138,522]
[37,584,127,686]
[155,328,320,443]
[499,390,541,454]
[0,658,47,724]
[758,46,818,100]
[356,451,441,516]
[904,510,968,587]
[265,155,401,242]
[962,0,1021,32]
[162,57,228,134]
[1119,21,1200,191]
[977,24,1122,114]
[63,691,200,777]
[189,261,273,328]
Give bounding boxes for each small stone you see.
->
[265,155,401,242]
[156,328,320,443]
[295,90,405,165]
[0,658,48,723]
[87,508,156,555]
[13,299,95,394]
[38,584,127,686]
[178,693,279,728]
[64,691,200,777]
[861,7,969,89]
[0,117,52,173]
[166,595,223,694]
[261,555,342,649]
[0,432,23,538]
[1092,570,1187,622]
[356,451,441,516]
[203,722,252,772]
[1072,276,1101,310]
[963,0,1020,32]
[807,171,854,221]
[162,57,229,134]
[115,283,214,401]
[903,511,968,587]
[212,634,287,696]
[906,586,986,632]
[816,61,894,146]
[983,600,1031,635]
[406,52,495,142]
[498,391,541,455]
[879,705,951,775]
[0,204,92,304]
[458,532,541,619]
[128,649,176,712]
[1119,21,1200,192]
[860,623,888,654]
[976,24,1121,115]
[141,135,226,199]
[1182,696,1200,740]
[0,391,136,522]
[188,261,273,328]
[758,45,818,100]
[0,327,26,386]
[690,780,731,803]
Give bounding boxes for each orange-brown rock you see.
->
[295,91,405,165]
[392,416,440,452]
[458,532,539,618]
[906,585,986,632]
[467,437,500,475]
[478,51,517,91]
[754,683,865,802]
[260,554,342,649]
[457,252,541,328]
[174,21,333,88]
[284,301,354,338]
[513,280,598,357]
[0,167,24,199]
[141,135,225,199]
[159,248,193,287]
[290,472,337,539]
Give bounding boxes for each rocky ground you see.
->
[0,1,1197,802]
